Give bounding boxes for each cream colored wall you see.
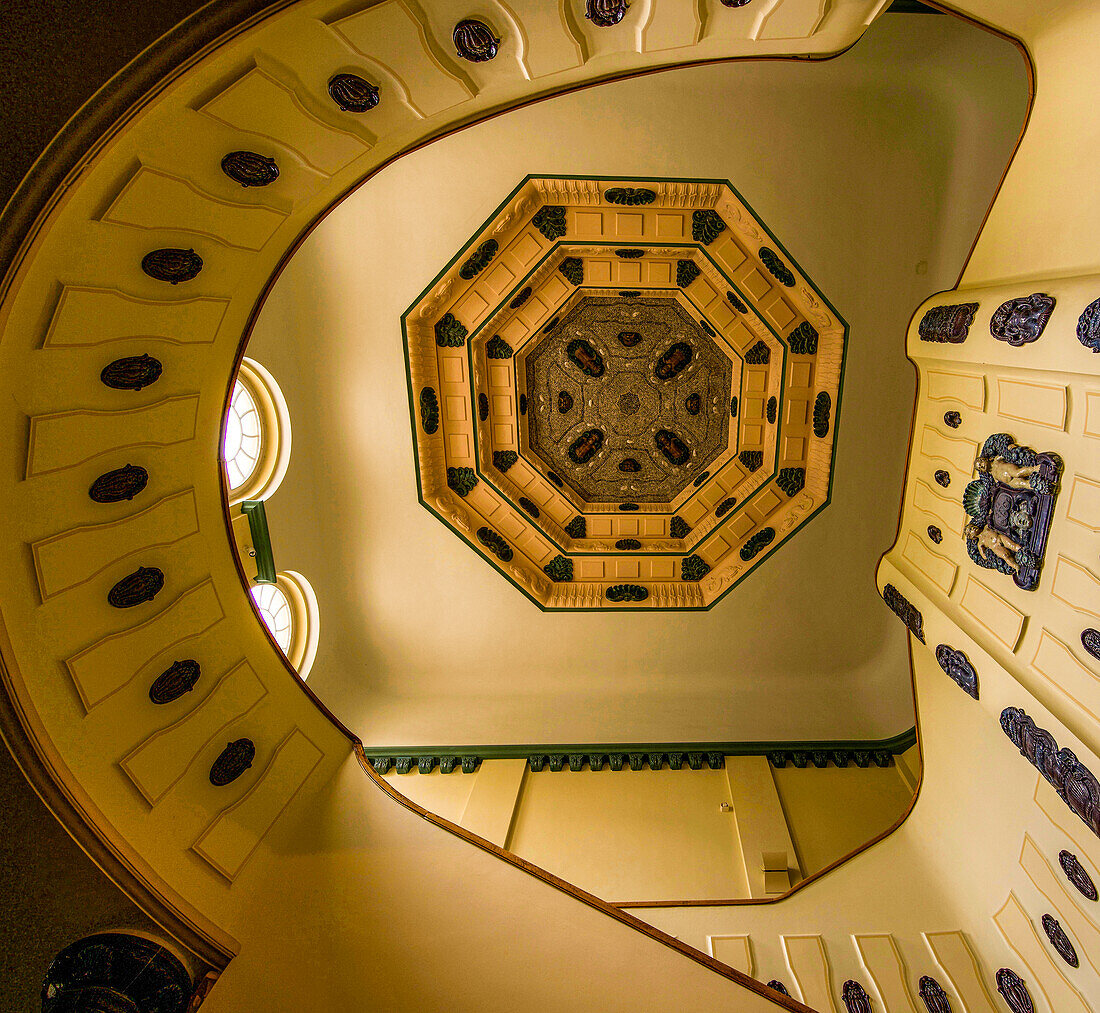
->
[772,762,914,879]
[2,0,905,1008]
[388,753,916,903]
[509,766,746,901]
[246,13,1027,747]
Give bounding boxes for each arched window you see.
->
[250,571,319,679]
[223,357,291,504]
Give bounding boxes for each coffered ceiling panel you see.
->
[403,177,845,608]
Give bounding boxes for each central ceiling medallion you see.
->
[403,176,846,608]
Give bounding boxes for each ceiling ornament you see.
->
[403,176,846,608]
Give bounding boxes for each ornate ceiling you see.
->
[403,176,846,608]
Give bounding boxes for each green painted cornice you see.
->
[366,727,917,775]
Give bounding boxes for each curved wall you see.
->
[2,0,1099,1011]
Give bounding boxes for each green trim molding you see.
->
[241,500,276,584]
[366,727,916,775]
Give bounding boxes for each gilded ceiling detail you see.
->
[403,177,846,609]
[525,296,733,503]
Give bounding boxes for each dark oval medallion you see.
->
[655,429,690,466]
[419,387,439,434]
[478,392,489,422]
[766,396,777,423]
[510,286,532,309]
[107,566,164,608]
[928,525,943,544]
[328,73,379,112]
[221,150,279,187]
[568,429,605,464]
[606,584,648,602]
[655,341,693,380]
[944,410,962,428]
[767,981,790,997]
[996,969,1034,1013]
[721,0,753,5]
[618,502,639,511]
[141,248,202,284]
[934,469,951,488]
[558,390,574,413]
[615,538,641,550]
[100,353,162,391]
[813,390,831,437]
[1041,913,1079,967]
[727,290,748,313]
[1082,628,1100,662]
[693,470,710,487]
[586,0,630,27]
[1059,850,1098,900]
[566,339,605,377]
[89,463,148,503]
[618,330,642,347]
[210,738,255,786]
[618,458,641,473]
[149,660,201,704]
[547,471,562,488]
[518,497,540,518]
[716,497,736,518]
[685,393,701,416]
[841,980,872,1013]
[917,976,951,1013]
[453,19,499,61]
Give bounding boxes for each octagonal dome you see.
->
[524,294,734,504]
[403,176,846,609]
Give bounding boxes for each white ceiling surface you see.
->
[248,15,1027,747]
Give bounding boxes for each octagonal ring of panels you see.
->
[403,177,846,609]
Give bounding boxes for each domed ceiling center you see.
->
[403,176,847,609]
[525,295,733,503]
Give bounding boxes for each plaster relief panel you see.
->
[403,177,845,608]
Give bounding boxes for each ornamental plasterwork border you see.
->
[402,175,846,609]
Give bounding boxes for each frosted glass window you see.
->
[251,583,293,654]
[224,381,262,490]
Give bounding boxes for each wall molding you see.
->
[366,727,916,774]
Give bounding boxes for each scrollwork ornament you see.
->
[586,0,629,26]
[934,644,979,699]
[1076,296,1100,352]
[990,292,1055,346]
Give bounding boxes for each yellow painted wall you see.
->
[509,767,746,902]
[772,763,914,878]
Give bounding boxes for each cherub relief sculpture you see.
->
[965,521,1024,572]
[964,433,1062,590]
[974,454,1042,489]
